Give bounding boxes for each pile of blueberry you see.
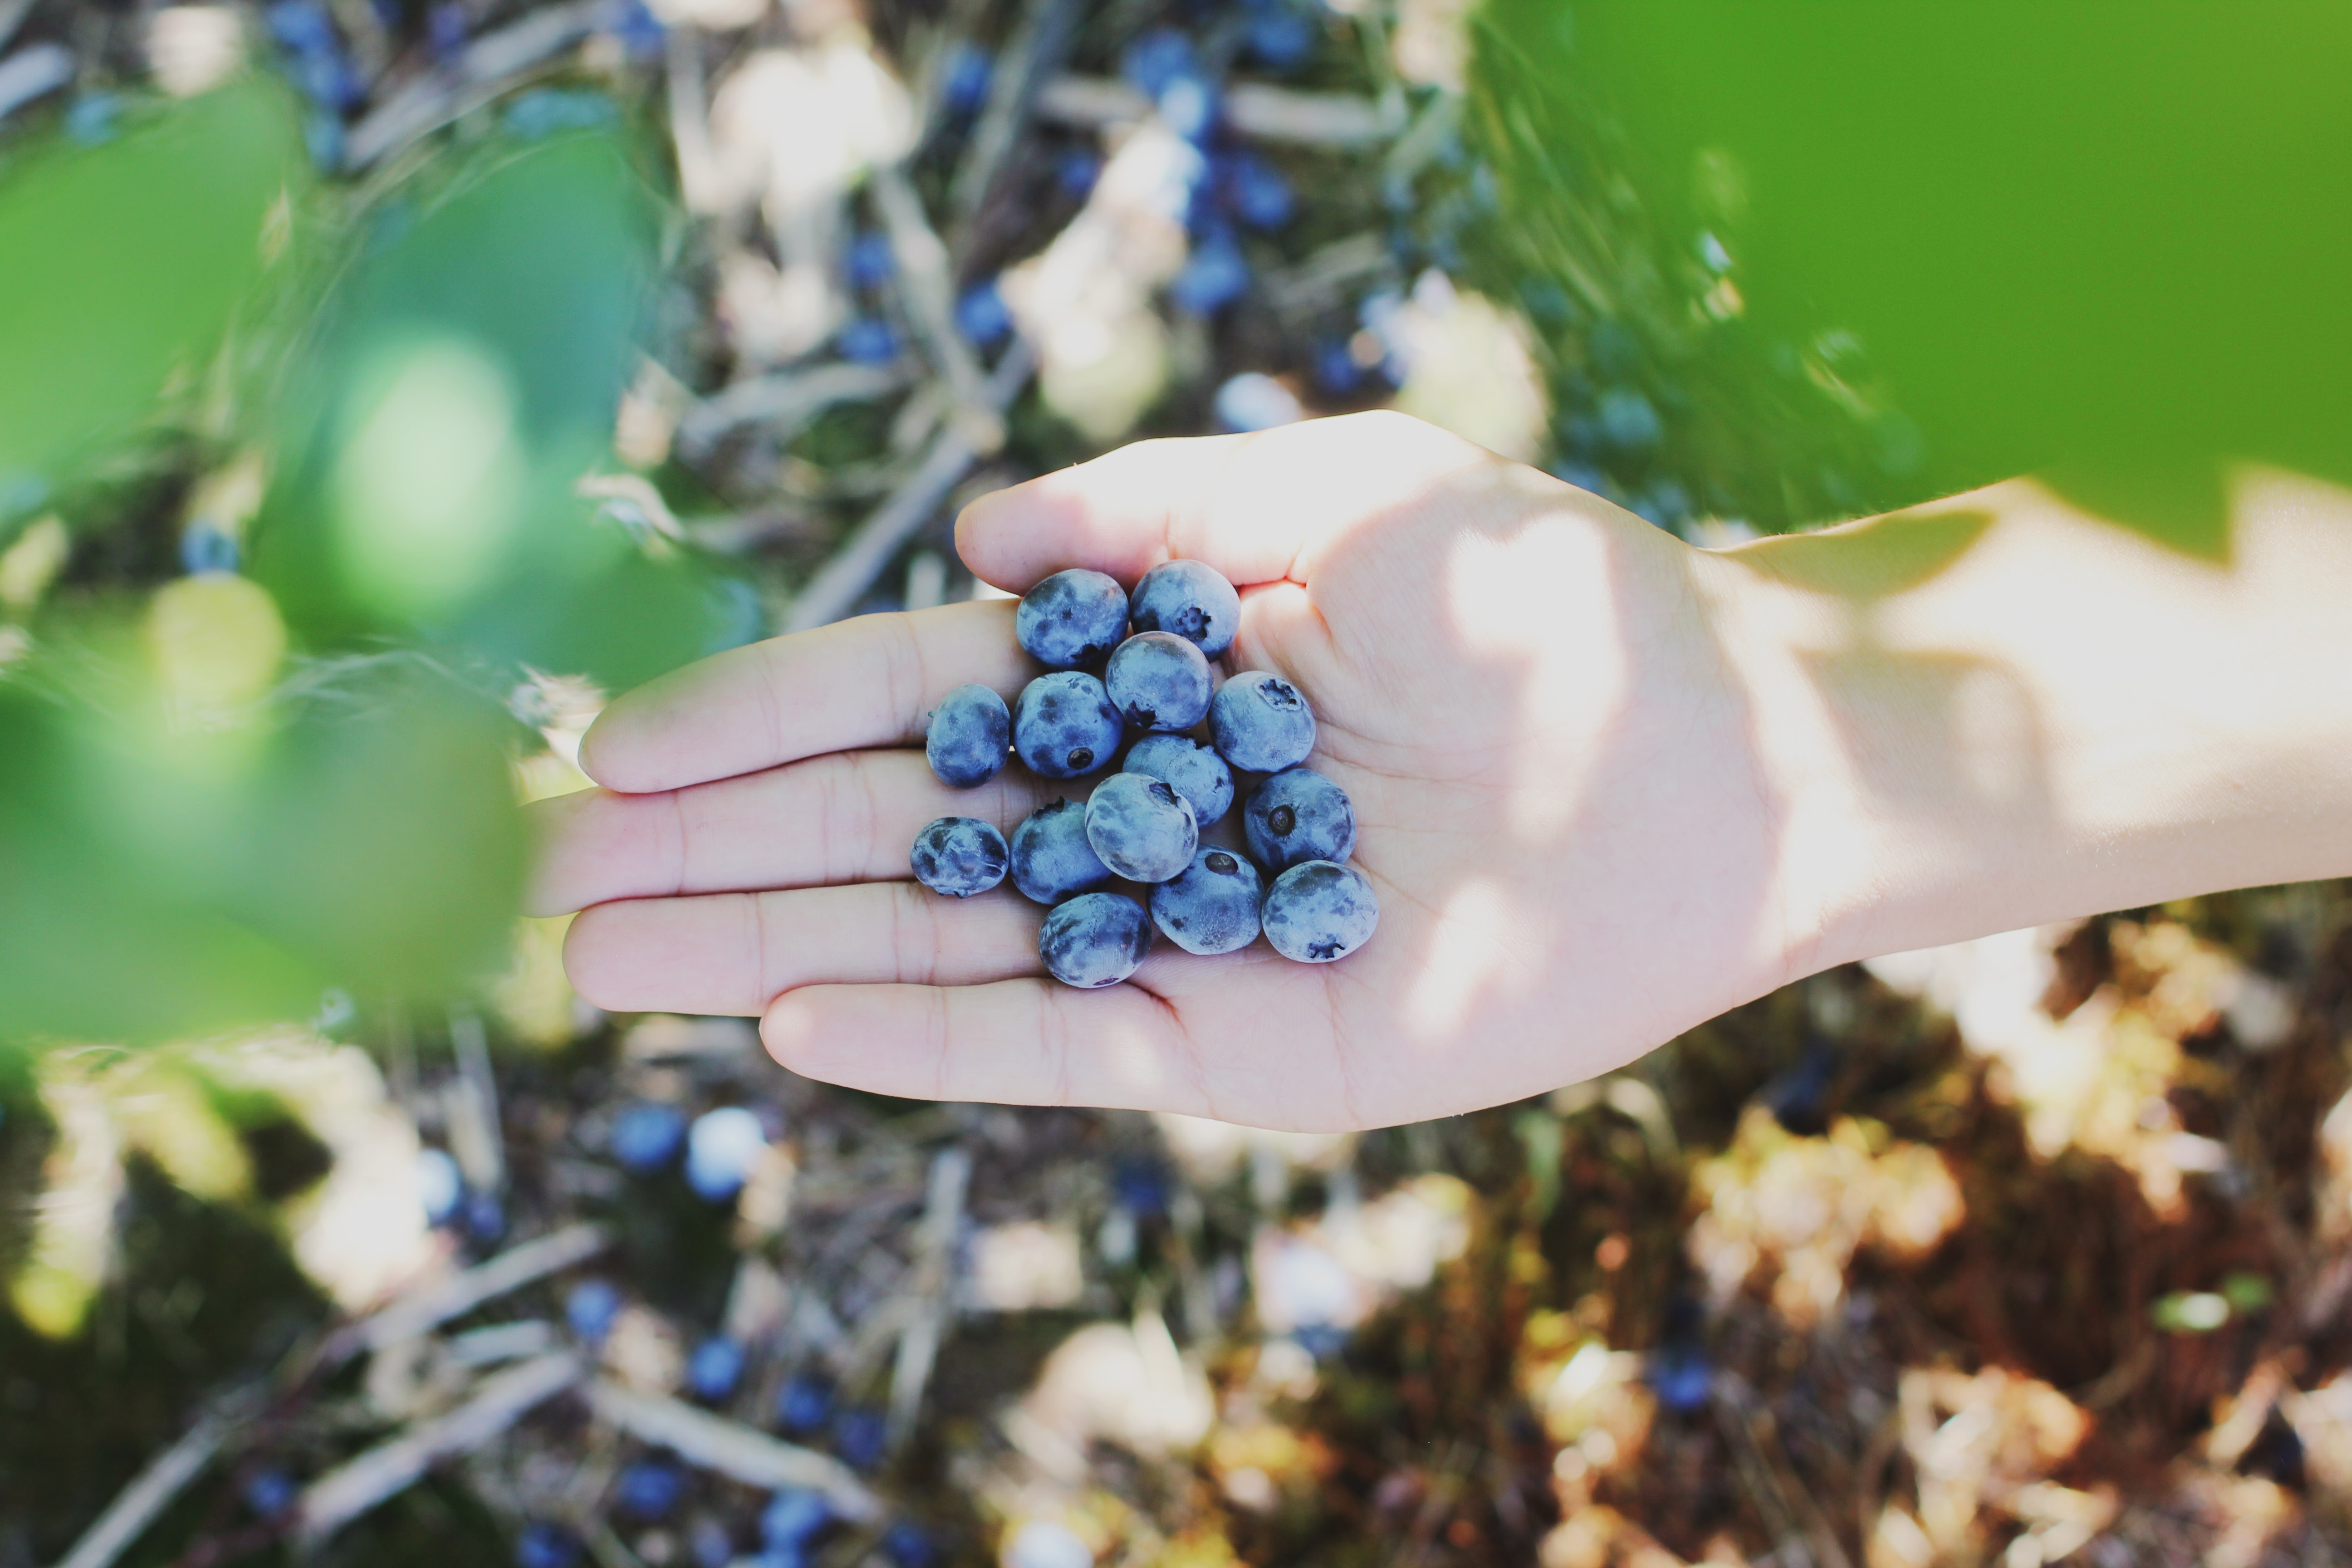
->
[912,561,1377,989]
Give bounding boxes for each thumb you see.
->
[953,410,1493,592]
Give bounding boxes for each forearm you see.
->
[1702,469,2352,968]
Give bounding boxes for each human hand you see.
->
[532,412,1829,1130]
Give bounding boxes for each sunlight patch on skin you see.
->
[1442,521,1627,841]
[1402,876,1527,1043]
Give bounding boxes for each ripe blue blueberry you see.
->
[565,1279,621,1344]
[415,1146,462,1225]
[686,1336,745,1401]
[1040,892,1154,988]
[686,1106,768,1201]
[1261,860,1378,964]
[1103,631,1213,733]
[925,684,1010,789]
[1127,559,1240,658]
[516,1523,582,1568]
[1122,734,1235,827]
[911,817,1010,897]
[1149,848,1264,956]
[833,1407,888,1470]
[1209,670,1316,772]
[1009,799,1114,904]
[1013,671,1123,779]
[762,1489,832,1551]
[777,1372,835,1434]
[616,1459,684,1521]
[609,1101,686,1172]
[1084,773,1199,883]
[882,1522,937,1568]
[1242,766,1357,872]
[1016,568,1129,669]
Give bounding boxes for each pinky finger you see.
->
[760,980,1219,1116]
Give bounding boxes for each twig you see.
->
[50,1387,262,1568]
[583,1382,882,1520]
[0,43,73,127]
[333,1223,610,1362]
[886,1146,971,1450]
[447,1010,506,1196]
[343,0,603,169]
[296,1353,584,1543]
[950,0,1082,227]
[780,339,1034,633]
[871,166,1000,452]
[1033,75,1399,147]
[675,362,913,463]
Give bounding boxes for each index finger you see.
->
[578,599,1032,795]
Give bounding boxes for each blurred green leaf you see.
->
[255,133,721,688]
[0,84,301,510]
[0,661,524,1044]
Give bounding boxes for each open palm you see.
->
[534,413,1816,1130]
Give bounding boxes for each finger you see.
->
[524,755,1058,917]
[562,884,1042,1016]
[954,410,1492,592]
[761,979,1225,1115]
[578,599,1030,795]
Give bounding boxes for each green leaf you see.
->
[0,84,301,504]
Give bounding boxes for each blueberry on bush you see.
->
[1122,733,1235,826]
[1261,860,1378,963]
[1013,671,1123,779]
[1009,799,1114,904]
[910,817,1009,897]
[616,1459,684,1521]
[1150,848,1264,955]
[1040,892,1154,988]
[1128,559,1240,657]
[1016,568,1129,669]
[686,1336,745,1401]
[1084,773,1199,883]
[565,1279,621,1344]
[686,1106,768,1201]
[1210,670,1316,772]
[777,1372,835,1434]
[609,1101,686,1172]
[1242,766,1357,872]
[925,684,1010,789]
[1103,631,1213,733]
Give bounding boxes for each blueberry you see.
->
[1039,892,1153,988]
[776,1372,835,1435]
[1127,559,1240,658]
[181,520,240,575]
[1648,1347,1713,1413]
[686,1106,769,1201]
[609,1102,687,1172]
[1054,149,1101,198]
[1209,670,1316,772]
[517,1523,581,1568]
[1122,734,1234,827]
[243,1470,298,1518]
[911,817,1010,897]
[1121,29,1198,97]
[1244,7,1316,71]
[1213,372,1302,433]
[1013,671,1123,779]
[881,1522,937,1568]
[1170,230,1250,315]
[761,1489,831,1551]
[1261,861,1378,964]
[1220,152,1295,230]
[833,1407,887,1470]
[566,1279,621,1344]
[1112,1156,1171,1218]
[941,42,993,116]
[1242,767,1356,872]
[462,1191,507,1243]
[1009,799,1114,904]
[847,230,896,289]
[414,1147,462,1225]
[925,684,1011,789]
[956,279,1013,347]
[1103,631,1213,733]
[1597,387,1662,450]
[1149,848,1264,956]
[838,318,900,365]
[616,1459,684,1521]
[686,1336,745,1401]
[1016,568,1128,669]
[1084,774,1199,883]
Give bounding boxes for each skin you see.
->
[531,411,2352,1132]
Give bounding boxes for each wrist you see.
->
[1699,472,2352,973]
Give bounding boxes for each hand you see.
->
[531,412,1828,1130]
